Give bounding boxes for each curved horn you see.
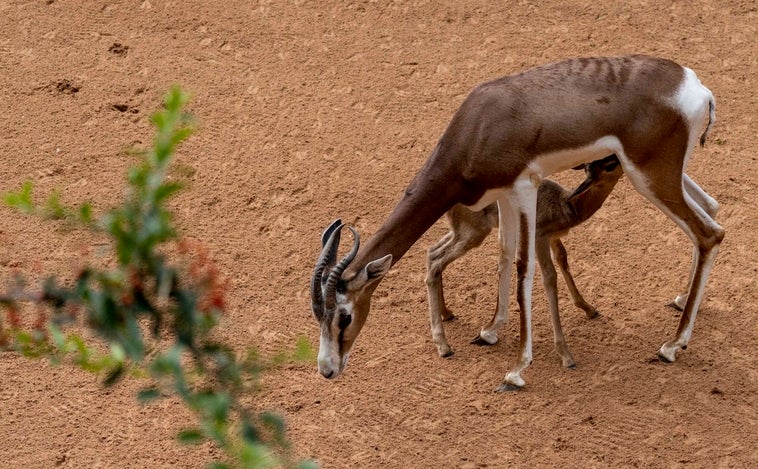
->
[311,220,344,317]
[324,226,360,309]
[321,218,343,248]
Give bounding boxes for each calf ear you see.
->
[348,254,393,290]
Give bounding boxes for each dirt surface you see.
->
[1,1,756,467]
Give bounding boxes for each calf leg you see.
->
[538,236,577,368]
[426,213,493,357]
[551,239,600,319]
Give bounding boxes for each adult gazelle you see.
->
[311,55,722,391]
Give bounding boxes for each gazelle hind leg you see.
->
[619,149,724,363]
[497,183,538,391]
[659,241,721,362]
[538,237,576,368]
[683,174,719,217]
[670,174,720,310]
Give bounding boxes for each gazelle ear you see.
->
[348,254,392,291]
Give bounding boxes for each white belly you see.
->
[464,135,624,211]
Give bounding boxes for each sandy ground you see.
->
[1,1,756,467]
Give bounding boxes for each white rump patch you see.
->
[673,68,713,128]
[672,67,715,168]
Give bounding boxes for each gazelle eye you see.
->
[605,161,619,171]
[338,312,352,330]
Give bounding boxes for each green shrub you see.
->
[1,87,315,469]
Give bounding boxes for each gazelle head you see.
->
[310,219,392,379]
[570,154,623,198]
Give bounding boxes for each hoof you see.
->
[471,330,498,346]
[656,349,677,363]
[587,310,601,320]
[666,301,684,312]
[471,334,497,346]
[495,382,524,393]
[441,309,456,322]
[436,343,454,358]
[559,352,576,369]
[496,371,526,392]
[658,341,681,363]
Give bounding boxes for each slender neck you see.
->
[569,178,620,225]
[346,147,467,278]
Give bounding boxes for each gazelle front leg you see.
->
[474,194,518,346]
[497,181,539,392]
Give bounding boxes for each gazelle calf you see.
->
[311,55,723,391]
[426,155,623,368]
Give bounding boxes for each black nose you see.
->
[321,369,334,379]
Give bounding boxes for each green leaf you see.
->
[241,418,259,443]
[103,364,125,386]
[110,342,126,363]
[170,126,194,147]
[154,182,183,204]
[4,181,35,213]
[122,313,145,360]
[151,349,179,375]
[238,442,276,469]
[137,387,162,403]
[260,412,286,440]
[293,336,316,363]
[69,335,90,363]
[191,391,230,422]
[164,86,190,111]
[78,202,93,223]
[49,322,66,349]
[43,190,68,220]
[296,460,320,469]
[177,429,204,445]
[150,112,166,131]
[208,463,232,469]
